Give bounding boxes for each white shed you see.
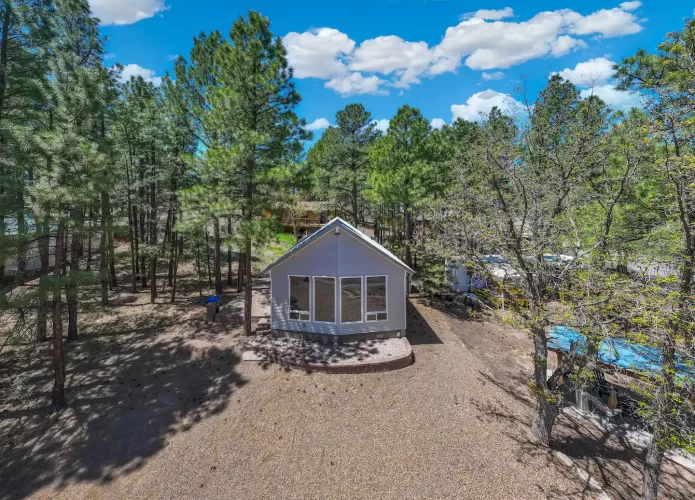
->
[263,218,415,341]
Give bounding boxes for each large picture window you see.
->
[341,277,362,323]
[366,276,387,321]
[289,276,310,321]
[313,277,335,322]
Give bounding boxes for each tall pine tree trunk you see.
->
[642,434,664,500]
[85,207,94,270]
[237,251,245,292]
[37,218,50,342]
[244,238,252,336]
[227,218,233,286]
[66,209,82,340]
[100,194,108,305]
[16,202,26,283]
[214,218,222,295]
[52,218,66,409]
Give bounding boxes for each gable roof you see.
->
[263,217,415,275]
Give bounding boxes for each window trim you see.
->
[365,275,388,322]
[288,275,311,322]
[312,276,336,324]
[340,276,364,324]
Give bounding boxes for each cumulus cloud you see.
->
[451,89,521,122]
[371,119,390,133]
[120,64,162,86]
[349,36,432,88]
[325,72,388,96]
[482,71,505,81]
[284,5,643,95]
[283,28,355,79]
[555,58,640,111]
[580,85,641,112]
[431,118,446,130]
[463,7,514,21]
[554,57,616,87]
[305,118,331,131]
[550,36,588,57]
[565,7,643,37]
[89,0,168,26]
[619,1,641,10]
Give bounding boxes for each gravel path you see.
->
[1,288,589,499]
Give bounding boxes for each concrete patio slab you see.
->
[243,335,413,373]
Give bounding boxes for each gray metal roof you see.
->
[262,217,415,275]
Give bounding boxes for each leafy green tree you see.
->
[614,14,695,500]
[201,11,308,335]
[307,103,379,225]
[369,105,437,270]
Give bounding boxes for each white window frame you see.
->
[365,275,388,322]
[288,275,311,321]
[340,276,363,324]
[312,276,336,324]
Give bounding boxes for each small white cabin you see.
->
[263,218,414,341]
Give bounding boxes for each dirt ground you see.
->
[0,257,692,499]
[433,299,695,499]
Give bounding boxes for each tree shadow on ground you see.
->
[471,373,695,499]
[0,306,245,500]
[406,299,443,345]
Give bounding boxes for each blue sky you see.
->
[95,0,691,135]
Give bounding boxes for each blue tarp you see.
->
[549,326,694,383]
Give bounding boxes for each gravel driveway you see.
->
[1,286,589,499]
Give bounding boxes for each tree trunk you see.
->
[52,218,66,409]
[237,251,245,292]
[351,181,358,226]
[195,236,203,297]
[530,332,558,445]
[85,208,94,270]
[244,238,252,336]
[171,234,181,303]
[205,227,212,288]
[214,218,222,295]
[642,435,663,500]
[227,218,233,286]
[37,218,50,342]
[16,204,26,283]
[100,193,109,305]
[66,209,82,340]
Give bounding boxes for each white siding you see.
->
[270,229,406,335]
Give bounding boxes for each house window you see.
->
[341,277,362,323]
[366,276,387,321]
[289,276,310,321]
[313,277,335,323]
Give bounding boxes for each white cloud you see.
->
[349,36,433,88]
[482,71,505,81]
[167,54,179,61]
[555,58,641,111]
[451,89,521,122]
[580,85,641,112]
[550,36,587,57]
[431,118,446,130]
[104,53,116,60]
[325,72,388,96]
[619,1,641,11]
[565,8,642,38]
[305,118,331,131]
[89,0,168,26]
[120,64,162,86]
[372,119,390,133]
[283,28,354,79]
[284,6,644,96]
[464,7,514,21]
[554,57,616,87]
